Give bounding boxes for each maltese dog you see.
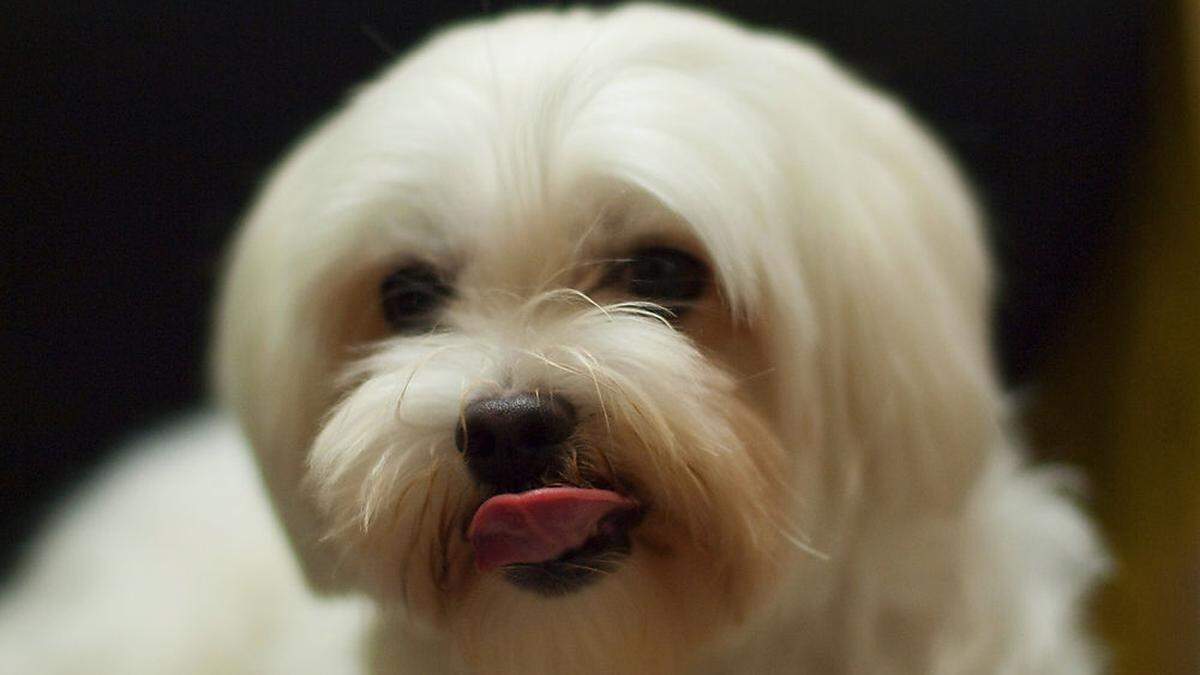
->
[0,5,1107,674]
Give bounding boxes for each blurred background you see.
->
[1,1,1195,672]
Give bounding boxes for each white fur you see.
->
[1,5,1107,673]
[0,416,373,674]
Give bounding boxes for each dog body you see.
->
[0,6,1105,673]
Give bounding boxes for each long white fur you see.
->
[0,5,1107,673]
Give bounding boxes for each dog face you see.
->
[216,6,1000,672]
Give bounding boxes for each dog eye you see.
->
[621,247,708,302]
[380,263,452,332]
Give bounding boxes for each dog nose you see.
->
[455,392,576,490]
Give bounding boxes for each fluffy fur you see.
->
[0,5,1107,673]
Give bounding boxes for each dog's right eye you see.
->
[621,247,708,303]
[380,263,452,332]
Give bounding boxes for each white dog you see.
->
[0,5,1107,674]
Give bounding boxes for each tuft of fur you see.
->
[1,5,1106,674]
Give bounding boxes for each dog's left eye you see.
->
[380,263,452,332]
[619,247,709,303]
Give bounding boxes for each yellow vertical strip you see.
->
[1029,4,1200,674]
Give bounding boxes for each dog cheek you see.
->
[356,465,479,627]
[303,368,485,624]
[605,383,793,627]
[309,447,480,625]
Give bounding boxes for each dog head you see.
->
[215,5,999,672]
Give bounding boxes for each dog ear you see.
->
[751,40,1002,522]
[212,143,357,593]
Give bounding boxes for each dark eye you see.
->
[380,263,452,332]
[622,247,708,303]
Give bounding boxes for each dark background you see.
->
[1,1,1152,578]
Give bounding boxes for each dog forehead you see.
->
[340,41,734,227]
[311,10,787,292]
[259,4,962,319]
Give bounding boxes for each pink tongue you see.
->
[468,487,638,571]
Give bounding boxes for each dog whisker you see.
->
[562,346,613,439]
[516,348,585,377]
[777,526,830,562]
[391,459,444,609]
[392,343,470,418]
[535,286,612,320]
[605,301,677,328]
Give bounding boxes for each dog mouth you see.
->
[467,486,642,596]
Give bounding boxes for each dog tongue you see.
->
[468,487,637,571]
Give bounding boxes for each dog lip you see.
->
[468,486,640,572]
[499,521,637,596]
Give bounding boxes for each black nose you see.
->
[455,392,576,491]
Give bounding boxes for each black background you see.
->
[0,1,1151,576]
